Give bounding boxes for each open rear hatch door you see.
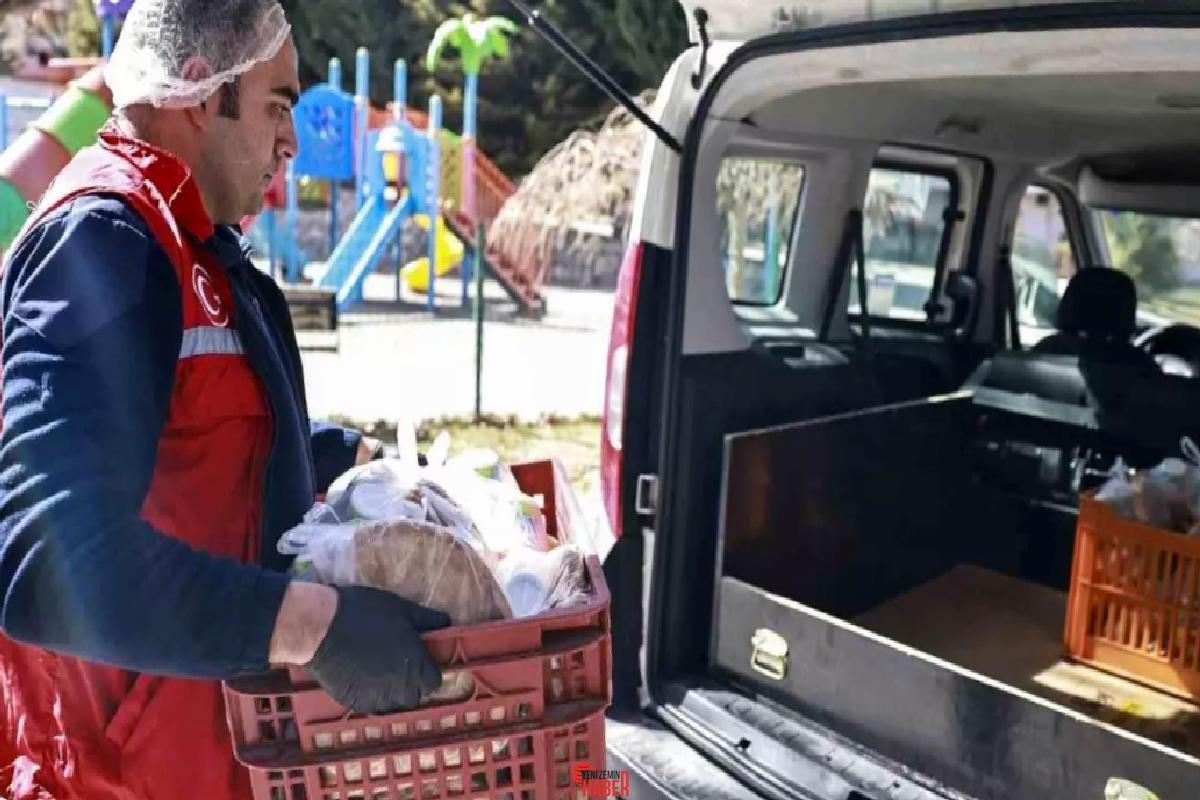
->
[646,3,1200,800]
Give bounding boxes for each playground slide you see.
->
[314,192,387,292]
[401,213,464,292]
[316,192,415,310]
[335,196,414,308]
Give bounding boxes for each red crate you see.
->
[226,622,609,756]
[1065,493,1200,701]
[224,460,612,800]
[242,705,606,800]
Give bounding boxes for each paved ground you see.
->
[298,271,615,427]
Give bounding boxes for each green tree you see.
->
[418,0,621,177]
[3,3,70,70]
[277,0,685,177]
[1103,212,1181,296]
[66,0,102,58]
[584,0,689,89]
[277,0,438,99]
[1128,218,1181,295]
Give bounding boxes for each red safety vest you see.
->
[0,126,275,800]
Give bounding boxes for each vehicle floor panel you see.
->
[855,564,1200,757]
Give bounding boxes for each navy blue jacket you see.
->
[0,195,362,678]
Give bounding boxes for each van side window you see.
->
[1013,186,1077,342]
[716,158,806,305]
[851,167,955,322]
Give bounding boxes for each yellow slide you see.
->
[402,213,465,292]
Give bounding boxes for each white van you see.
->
[591,3,1200,799]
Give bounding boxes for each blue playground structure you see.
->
[93,0,134,58]
[254,50,471,315]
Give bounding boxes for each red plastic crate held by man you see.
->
[223,459,614,800]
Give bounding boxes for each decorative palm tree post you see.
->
[426,13,517,301]
[426,13,515,413]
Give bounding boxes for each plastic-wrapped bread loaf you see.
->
[281,518,513,626]
[351,519,513,625]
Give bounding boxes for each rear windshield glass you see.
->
[850,168,954,322]
[717,157,805,306]
[1093,209,1200,327]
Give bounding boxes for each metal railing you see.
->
[0,94,56,151]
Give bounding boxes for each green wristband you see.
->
[34,85,112,157]
[0,177,30,250]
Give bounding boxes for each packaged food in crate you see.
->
[222,459,612,800]
[283,436,593,624]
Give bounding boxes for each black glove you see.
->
[307,585,451,715]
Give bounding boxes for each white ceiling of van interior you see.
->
[714,27,1200,172]
[750,73,1200,166]
[676,0,1126,41]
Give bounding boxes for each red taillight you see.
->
[601,242,645,539]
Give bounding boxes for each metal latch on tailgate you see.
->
[750,628,789,681]
[1105,779,1159,800]
[634,474,658,516]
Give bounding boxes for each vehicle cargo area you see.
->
[648,16,1200,798]
[713,388,1200,791]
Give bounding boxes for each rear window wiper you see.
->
[504,0,683,153]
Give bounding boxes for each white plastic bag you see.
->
[322,455,486,549]
[1136,437,1200,533]
[1180,437,1200,533]
[1096,458,1137,521]
[1097,439,1200,535]
[493,545,591,618]
[426,466,550,556]
[280,521,360,584]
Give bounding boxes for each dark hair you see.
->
[217,76,241,119]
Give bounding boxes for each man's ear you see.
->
[179,55,216,131]
[183,98,215,131]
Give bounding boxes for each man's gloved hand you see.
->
[307,585,451,715]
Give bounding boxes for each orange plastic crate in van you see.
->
[1065,493,1200,701]
[223,460,612,800]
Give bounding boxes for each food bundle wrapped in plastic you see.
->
[280,421,594,629]
[280,518,513,626]
[1096,438,1200,537]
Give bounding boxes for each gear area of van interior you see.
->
[596,3,1200,800]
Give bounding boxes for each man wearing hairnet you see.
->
[0,2,449,798]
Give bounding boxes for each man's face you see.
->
[199,36,300,222]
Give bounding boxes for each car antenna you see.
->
[503,0,683,154]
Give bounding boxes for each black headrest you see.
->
[966,351,1089,406]
[1055,269,1138,341]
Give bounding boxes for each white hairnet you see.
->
[105,0,291,110]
